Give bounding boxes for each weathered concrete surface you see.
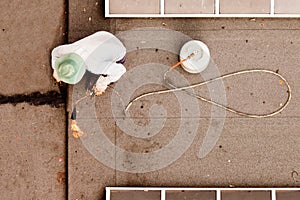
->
[0,104,66,200]
[0,0,66,96]
[69,1,300,200]
[0,0,67,199]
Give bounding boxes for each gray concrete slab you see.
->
[68,1,300,200]
[68,125,116,200]
[114,18,300,31]
[114,118,300,187]
[0,0,66,96]
[68,0,113,43]
[0,104,66,199]
[0,0,67,200]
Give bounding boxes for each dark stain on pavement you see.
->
[291,170,300,182]
[0,91,65,107]
[57,171,66,184]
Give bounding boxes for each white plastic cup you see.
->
[180,40,210,74]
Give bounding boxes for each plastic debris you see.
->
[279,79,283,85]
[71,120,85,138]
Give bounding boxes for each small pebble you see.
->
[88,17,92,21]
[58,157,63,162]
[228,160,231,163]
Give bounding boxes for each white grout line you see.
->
[160,0,165,16]
[106,187,300,191]
[104,0,110,17]
[105,187,300,200]
[215,0,220,15]
[216,189,221,200]
[161,189,166,200]
[270,0,275,15]
[106,0,300,18]
[272,189,276,200]
[105,13,300,18]
[106,187,111,200]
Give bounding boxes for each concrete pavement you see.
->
[0,0,67,199]
[68,1,300,200]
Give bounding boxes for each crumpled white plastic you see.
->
[95,75,111,92]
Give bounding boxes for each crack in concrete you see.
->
[0,91,65,107]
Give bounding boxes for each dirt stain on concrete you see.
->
[56,171,66,184]
[0,91,64,107]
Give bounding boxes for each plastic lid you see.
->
[54,53,86,84]
[179,40,210,74]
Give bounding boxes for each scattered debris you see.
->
[58,157,63,162]
[88,17,92,21]
[228,160,231,163]
[291,170,299,181]
[57,172,66,184]
[162,22,167,26]
[249,18,256,21]
[71,120,85,138]
[279,79,283,85]
[95,2,98,6]
[82,7,86,12]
